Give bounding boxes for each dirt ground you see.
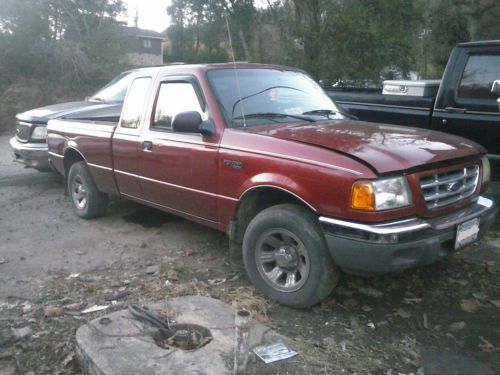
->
[0,134,499,374]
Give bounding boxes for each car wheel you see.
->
[67,161,108,219]
[242,204,340,308]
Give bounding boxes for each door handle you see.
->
[142,140,153,152]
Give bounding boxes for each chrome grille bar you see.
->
[15,121,31,142]
[420,165,479,209]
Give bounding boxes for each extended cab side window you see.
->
[152,82,203,130]
[458,54,500,100]
[120,77,152,129]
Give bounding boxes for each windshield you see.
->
[89,71,134,102]
[207,68,342,127]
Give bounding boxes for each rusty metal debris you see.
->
[154,324,212,351]
[128,304,212,351]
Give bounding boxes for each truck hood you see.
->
[17,100,123,124]
[244,120,484,174]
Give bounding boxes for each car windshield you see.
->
[207,68,343,127]
[89,71,134,102]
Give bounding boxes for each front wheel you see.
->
[242,204,340,308]
[67,161,108,219]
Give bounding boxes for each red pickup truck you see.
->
[47,63,497,308]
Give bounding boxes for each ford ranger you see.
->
[47,63,497,308]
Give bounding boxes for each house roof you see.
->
[123,26,165,40]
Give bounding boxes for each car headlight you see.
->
[31,126,47,140]
[481,156,490,184]
[351,176,412,211]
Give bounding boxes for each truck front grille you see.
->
[420,165,479,209]
[15,122,31,142]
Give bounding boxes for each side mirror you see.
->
[171,111,215,136]
[491,80,500,112]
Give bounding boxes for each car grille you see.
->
[420,164,480,209]
[15,122,31,142]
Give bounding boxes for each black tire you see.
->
[67,161,108,219]
[242,204,340,308]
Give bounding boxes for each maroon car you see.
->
[47,64,497,308]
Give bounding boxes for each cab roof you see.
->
[129,62,305,75]
[457,40,500,48]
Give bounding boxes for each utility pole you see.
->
[134,7,139,28]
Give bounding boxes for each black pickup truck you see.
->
[326,40,500,171]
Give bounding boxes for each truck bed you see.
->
[325,88,435,128]
[47,118,119,194]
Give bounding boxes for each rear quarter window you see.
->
[120,77,152,129]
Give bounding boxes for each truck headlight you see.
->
[31,126,47,140]
[351,177,412,211]
[481,156,490,184]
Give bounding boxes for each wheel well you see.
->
[63,148,85,175]
[232,187,315,244]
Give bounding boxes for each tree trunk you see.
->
[238,28,250,60]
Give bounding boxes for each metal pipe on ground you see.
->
[234,310,251,374]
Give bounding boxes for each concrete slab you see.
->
[76,296,287,375]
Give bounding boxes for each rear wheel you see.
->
[67,161,108,219]
[242,204,339,308]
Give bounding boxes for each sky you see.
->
[123,0,268,33]
[124,0,171,33]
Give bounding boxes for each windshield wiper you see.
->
[232,112,316,123]
[303,109,337,116]
[302,109,358,120]
[231,86,306,116]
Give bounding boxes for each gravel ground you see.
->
[0,135,498,374]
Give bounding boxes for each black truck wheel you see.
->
[67,161,108,219]
[242,204,340,308]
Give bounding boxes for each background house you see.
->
[123,27,165,66]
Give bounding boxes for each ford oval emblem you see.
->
[446,182,462,192]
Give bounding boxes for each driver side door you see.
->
[137,76,220,227]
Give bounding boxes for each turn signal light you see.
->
[351,182,375,211]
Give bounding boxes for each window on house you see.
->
[152,82,203,130]
[143,39,152,49]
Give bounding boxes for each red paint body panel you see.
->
[47,119,120,195]
[137,133,220,223]
[46,64,487,234]
[243,121,486,174]
[217,129,371,222]
[112,132,142,199]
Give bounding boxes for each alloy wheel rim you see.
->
[71,175,87,209]
[255,228,310,293]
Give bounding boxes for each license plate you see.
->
[455,218,480,249]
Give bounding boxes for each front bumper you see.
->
[319,196,497,276]
[9,137,50,171]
